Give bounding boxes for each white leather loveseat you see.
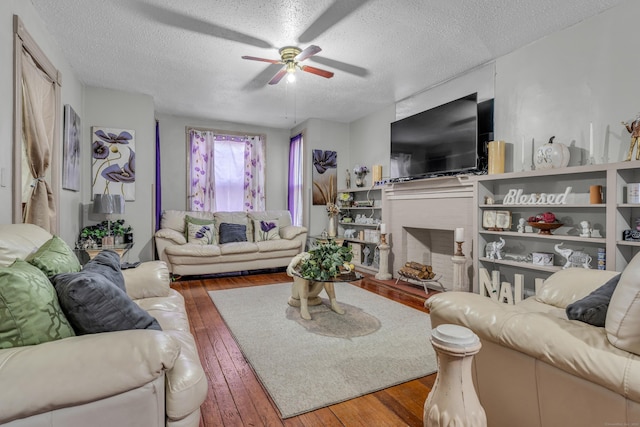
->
[427,256,640,427]
[0,224,208,427]
[155,209,307,276]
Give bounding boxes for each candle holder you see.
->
[454,241,464,257]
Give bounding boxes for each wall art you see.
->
[312,149,337,205]
[62,105,81,191]
[91,126,135,201]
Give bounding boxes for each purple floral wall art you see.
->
[91,127,136,201]
[312,149,337,205]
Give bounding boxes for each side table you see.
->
[77,243,133,265]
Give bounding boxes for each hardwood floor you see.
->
[172,272,438,427]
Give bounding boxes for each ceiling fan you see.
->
[241,45,334,85]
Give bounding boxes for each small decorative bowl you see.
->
[528,222,563,235]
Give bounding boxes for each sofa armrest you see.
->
[280,225,307,240]
[155,228,187,245]
[0,331,180,424]
[123,261,171,299]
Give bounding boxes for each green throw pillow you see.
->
[253,219,280,241]
[185,215,217,244]
[27,235,81,279]
[0,260,75,349]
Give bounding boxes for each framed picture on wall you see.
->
[62,105,81,191]
[91,126,136,201]
[311,149,337,205]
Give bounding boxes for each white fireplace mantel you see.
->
[382,175,476,291]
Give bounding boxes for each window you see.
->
[288,134,303,226]
[188,129,265,212]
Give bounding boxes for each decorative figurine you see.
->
[579,220,592,238]
[622,113,640,161]
[362,246,371,266]
[346,169,351,188]
[517,218,526,233]
[555,242,592,269]
[485,237,505,260]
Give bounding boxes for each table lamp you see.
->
[93,194,125,245]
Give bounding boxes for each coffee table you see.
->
[288,271,363,320]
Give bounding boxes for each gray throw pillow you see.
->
[219,222,248,244]
[566,273,621,327]
[52,271,162,335]
[82,250,125,292]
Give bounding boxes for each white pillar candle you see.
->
[380,223,386,234]
[455,227,464,242]
[589,122,594,160]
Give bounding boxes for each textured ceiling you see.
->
[30,0,624,129]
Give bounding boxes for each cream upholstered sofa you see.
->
[155,209,307,276]
[0,224,207,427]
[427,258,640,427]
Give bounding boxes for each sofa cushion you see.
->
[186,220,216,245]
[0,223,53,267]
[52,270,162,335]
[214,211,252,241]
[253,219,281,241]
[26,235,81,278]
[219,222,248,244]
[82,250,126,292]
[0,260,75,349]
[606,252,640,353]
[536,268,620,309]
[566,273,620,327]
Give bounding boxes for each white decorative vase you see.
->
[328,215,338,237]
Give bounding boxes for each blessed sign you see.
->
[503,187,571,205]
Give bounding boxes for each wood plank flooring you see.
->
[172,271,438,427]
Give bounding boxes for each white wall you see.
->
[496,0,640,171]
[292,118,350,238]
[0,1,84,246]
[156,113,290,212]
[84,87,155,262]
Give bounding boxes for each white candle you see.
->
[380,223,386,234]
[521,136,525,167]
[455,227,464,242]
[589,122,594,160]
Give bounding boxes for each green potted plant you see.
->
[296,242,353,281]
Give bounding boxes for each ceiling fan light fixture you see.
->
[287,72,296,83]
[286,62,296,73]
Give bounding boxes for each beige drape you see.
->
[21,49,56,232]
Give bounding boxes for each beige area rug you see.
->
[208,282,437,418]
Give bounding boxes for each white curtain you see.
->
[243,135,265,211]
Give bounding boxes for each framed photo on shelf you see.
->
[483,210,511,231]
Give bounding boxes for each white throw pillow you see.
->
[606,251,640,354]
[253,219,280,241]
[186,221,216,245]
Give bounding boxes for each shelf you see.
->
[479,230,606,244]
[342,237,380,245]
[478,257,562,273]
[340,222,380,228]
[341,206,381,210]
[338,186,383,193]
[479,204,605,209]
[617,240,640,247]
[618,204,640,208]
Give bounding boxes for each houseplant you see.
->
[296,242,353,281]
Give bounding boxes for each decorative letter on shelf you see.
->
[479,268,547,304]
[502,187,572,205]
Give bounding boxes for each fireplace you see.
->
[382,176,475,291]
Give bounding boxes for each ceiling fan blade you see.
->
[295,45,322,62]
[309,56,369,77]
[300,65,334,79]
[241,56,282,64]
[268,68,288,85]
[298,0,371,44]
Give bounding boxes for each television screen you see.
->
[390,93,485,180]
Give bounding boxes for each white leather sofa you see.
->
[0,224,208,427]
[427,261,640,427]
[155,209,307,276]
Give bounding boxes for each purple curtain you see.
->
[288,134,303,226]
[155,120,162,232]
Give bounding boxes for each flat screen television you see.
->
[390,93,493,180]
